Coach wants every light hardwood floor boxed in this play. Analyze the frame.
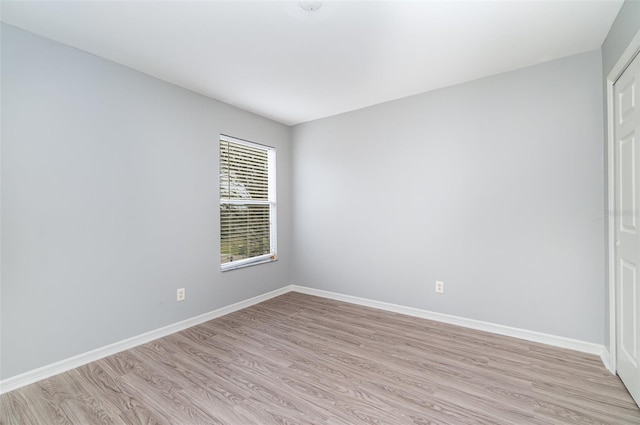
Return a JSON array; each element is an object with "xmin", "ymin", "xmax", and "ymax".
[{"xmin": 1, "ymin": 292, "xmax": 639, "ymax": 424}]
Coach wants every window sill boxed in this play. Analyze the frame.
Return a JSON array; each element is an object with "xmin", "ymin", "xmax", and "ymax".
[{"xmin": 221, "ymin": 255, "xmax": 278, "ymax": 272}]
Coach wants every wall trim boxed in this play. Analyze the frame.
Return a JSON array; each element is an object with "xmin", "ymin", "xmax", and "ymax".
[
  {"xmin": 1, "ymin": 284, "xmax": 611, "ymax": 394},
  {"xmin": 290, "ymin": 285, "xmax": 608, "ymax": 367},
  {"xmin": 601, "ymin": 347, "xmax": 615, "ymax": 374},
  {"xmin": 606, "ymin": 27, "xmax": 640, "ymax": 376},
  {"xmin": 0, "ymin": 285, "xmax": 291, "ymax": 395}
]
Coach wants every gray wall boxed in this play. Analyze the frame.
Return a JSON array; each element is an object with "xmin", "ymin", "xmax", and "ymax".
[
  {"xmin": 602, "ymin": 0, "xmax": 640, "ymax": 78},
  {"xmin": 601, "ymin": 0, "xmax": 640, "ymax": 350},
  {"xmin": 0, "ymin": 24, "xmax": 292, "ymax": 380},
  {"xmin": 292, "ymin": 50, "xmax": 605, "ymax": 344}
]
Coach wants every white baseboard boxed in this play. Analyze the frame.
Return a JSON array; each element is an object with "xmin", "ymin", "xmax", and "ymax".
[
  {"xmin": 600, "ymin": 347, "xmax": 615, "ymax": 374},
  {"xmin": 0, "ymin": 286, "xmax": 291, "ymax": 394},
  {"xmin": 1, "ymin": 283, "xmax": 614, "ymax": 394},
  {"xmin": 290, "ymin": 285, "xmax": 611, "ymax": 370}
]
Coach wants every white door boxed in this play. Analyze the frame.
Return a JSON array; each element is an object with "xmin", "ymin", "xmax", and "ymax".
[{"xmin": 615, "ymin": 51, "xmax": 640, "ymax": 406}]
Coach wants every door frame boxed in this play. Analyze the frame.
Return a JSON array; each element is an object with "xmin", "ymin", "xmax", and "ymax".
[{"xmin": 607, "ymin": 28, "xmax": 640, "ymax": 374}]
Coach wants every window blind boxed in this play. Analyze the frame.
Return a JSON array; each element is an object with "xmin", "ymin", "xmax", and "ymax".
[{"xmin": 220, "ymin": 135, "xmax": 276, "ymax": 270}]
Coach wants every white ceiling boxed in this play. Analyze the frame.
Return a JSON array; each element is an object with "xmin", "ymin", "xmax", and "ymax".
[{"xmin": 0, "ymin": 1, "xmax": 623, "ymax": 125}]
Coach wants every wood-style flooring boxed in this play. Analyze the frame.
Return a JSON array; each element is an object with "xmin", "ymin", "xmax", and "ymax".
[{"xmin": 1, "ymin": 292, "xmax": 639, "ymax": 424}]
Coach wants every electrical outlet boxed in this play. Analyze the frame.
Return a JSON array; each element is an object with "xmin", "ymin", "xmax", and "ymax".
[
  {"xmin": 435, "ymin": 281, "xmax": 444, "ymax": 294},
  {"xmin": 177, "ymin": 288, "xmax": 185, "ymax": 302}
]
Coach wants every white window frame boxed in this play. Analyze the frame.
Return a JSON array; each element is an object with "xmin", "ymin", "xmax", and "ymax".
[{"xmin": 220, "ymin": 134, "xmax": 277, "ymax": 272}]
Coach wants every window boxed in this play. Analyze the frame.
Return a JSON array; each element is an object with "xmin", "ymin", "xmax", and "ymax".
[{"xmin": 220, "ymin": 135, "xmax": 276, "ymax": 271}]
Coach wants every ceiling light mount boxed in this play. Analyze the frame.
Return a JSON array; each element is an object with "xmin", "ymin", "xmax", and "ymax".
[{"xmin": 300, "ymin": 0, "xmax": 322, "ymax": 12}]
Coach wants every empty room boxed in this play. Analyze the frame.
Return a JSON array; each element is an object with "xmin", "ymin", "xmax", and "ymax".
[{"xmin": 2, "ymin": 0, "xmax": 640, "ymax": 424}]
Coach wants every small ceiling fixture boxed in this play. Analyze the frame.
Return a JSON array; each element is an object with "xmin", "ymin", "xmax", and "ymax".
[{"xmin": 300, "ymin": 0, "xmax": 322, "ymax": 12}]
